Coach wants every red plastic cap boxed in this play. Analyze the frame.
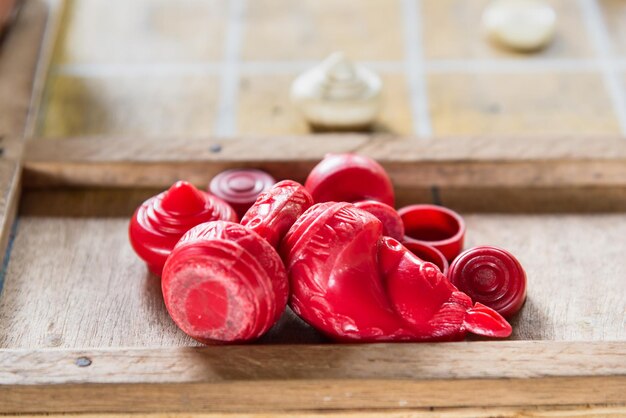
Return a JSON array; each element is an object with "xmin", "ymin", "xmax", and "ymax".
[
  {"xmin": 354, "ymin": 200, "xmax": 404, "ymax": 241},
  {"xmin": 209, "ymin": 169, "xmax": 276, "ymax": 218},
  {"xmin": 304, "ymin": 154, "xmax": 394, "ymax": 206},
  {"xmin": 448, "ymin": 246, "xmax": 527, "ymax": 318},
  {"xmin": 398, "ymin": 204, "xmax": 465, "ymax": 262},
  {"xmin": 402, "ymin": 239, "xmax": 449, "ymax": 276}
]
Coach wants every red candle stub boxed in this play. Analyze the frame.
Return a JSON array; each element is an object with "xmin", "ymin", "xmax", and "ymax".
[
  {"xmin": 162, "ymin": 221, "xmax": 289, "ymax": 344},
  {"xmin": 209, "ymin": 169, "xmax": 276, "ymax": 218},
  {"xmin": 354, "ymin": 200, "xmax": 404, "ymax": 241},
  {"xmin": 398, "ymin": 204, "xmax": 465, "ymax": 262},
  {"xmin": 129, "ymin": 181, "xmax": 238, "ymax": 276},
  {"xmin": 448, "ymin": 246, "xmax": 527, "ymax": 318},
  {"xmin": 402, "ymin": 239, "xmax": 449, "ymax": 276},
  {"xmin": 304, "ymin": 153, "xmax": 394, "ymax": 206}
]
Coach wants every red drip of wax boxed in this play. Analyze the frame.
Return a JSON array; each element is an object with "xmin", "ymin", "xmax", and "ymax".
[
  {"xmin": 209, "ymin": 169, "xmax": 276, "ymax": 219},
  {"xmin": 241, "ymin": 180, "xmax": 314, "ymax": 248},
  {"xmin": 398, "ymin": 204, "xmax": 466, "ymax": 262},
  {"xmin": 162, "ymin": 221, "xmax": 288, "ymax": 344},
  {"xmin": 304, "ymin": 153, "xmax": 395, "ymax": 206},
  {"xmin": 354, "ymin": 200, "xmax": 404, "ymax": 241},
  {"xmin": 448, "ymin": 246, "xmax": 527, "ymax": 318},
  {"xmin": 281, "ymin": 202, "xmax": 511, "ymax": 342},
  {"xmin": 402, "ymin": 238, "xmax": 449, "ymax": 276},
  {"xmin": 129, "ymin": 181, "xmax": 238, "ymax": 276}
]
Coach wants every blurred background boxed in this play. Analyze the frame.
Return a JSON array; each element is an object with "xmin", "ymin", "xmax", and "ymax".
[{"xmin": 14, "ymin": 0, "xmax": 625, "ymax": 139}]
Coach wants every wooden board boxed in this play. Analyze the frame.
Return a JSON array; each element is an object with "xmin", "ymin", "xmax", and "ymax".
[
  {"xmin": 33, "ymin": 0, "xmax": 626, "ymax": 138},
  {"xmin": 0, "ymin": 0, "xmax": 49, "ymax": 137},
  {"xmin": 0, "ymin": 147, "xmax": 625, "ymax": 412}
]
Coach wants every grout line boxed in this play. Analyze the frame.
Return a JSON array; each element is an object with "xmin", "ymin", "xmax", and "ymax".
[
  {"xmin": 214, "ymin": 0, "xmax": 246, "ymax": 137},
  {"xmin": 578, "ymin": 0, "xmax": 626, "ymax": 135},
  {"xmin": 401, "ymin": 0, "xmax": 433, "ymax": 137},
  {"xmin": 52, "ymin": 58, "xmax": 626, "ymax": 78},
  {"xmin": 54, "ymin": 62, "xmax": 223, "ymax": 77},
  {"xmin": 425, "ymin": 59, "xmax": 602, "ymax": 73}
]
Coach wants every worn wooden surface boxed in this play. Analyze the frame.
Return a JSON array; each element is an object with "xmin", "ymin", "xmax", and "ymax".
[
  {"xmin": 0, "ymin": 187, "xmax": 624, "ymax": 349},
  {"xmin": 0, "ymin": 0, "xmax": 48, "ymax": 137},
  {"xmin": 34, "ymin": 0, "xmax": 626, "ymax": 137},
  {"xmin": 21, "ymin": 134, "xmax": 626, "ymax": 211},
  {"xmin": 0, "ymin": 342, "xmax": 625, "ymax": 412},
  {"xmin": 4, "ymin": 408, "xmax": 626, "ymax": 418}
]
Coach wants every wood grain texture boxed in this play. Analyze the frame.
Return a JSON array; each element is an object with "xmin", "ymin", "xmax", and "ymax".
[
  {"xmin": 6, "ymin": 407, "xmax": 626, "ymax": 418},
  {"xmin": 0, "ymin": 189, "xmax": 624, "ymax": 349},
  {"xmin": 22, "ymin": 134, "xmax": 626, "ymax": 187},
  {"xmin": 0, "ymin": 0, "xmax": 48, "ymax": 136},
  {"xmin": 0, "ymin": 343, "xmax": 625, "ymax": 413}
]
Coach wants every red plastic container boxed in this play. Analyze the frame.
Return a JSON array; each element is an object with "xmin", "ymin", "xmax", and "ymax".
[
  {"xmin": 398, "ymin": 204, "xmax": 465, "ymax": 262},
  {"xmin": 402, "ymin": 239, "xmax": 449, "ymax": 276},
  {"xmin": 448, "ymin": 246, "xmax": 527, "ymax": 318},
  {"xmin": 209, "ymin": 169, "xmax": 276, "ymax": 219}
]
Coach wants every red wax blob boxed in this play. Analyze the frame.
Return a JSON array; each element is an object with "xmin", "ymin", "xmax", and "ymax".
[
  {"xmin": 241, "ymin": 180, "xmax": 314, "ymax": 248},
  {"xmin": 129, "ymin": 181, "xmax": 238, "ymax": 276},
  {"xmin": 448, "ymin": 246, "xmax": 527, "ymax": 318},
  {"xmin": 162, "ymin": 221, "xmax": 289, "ymax": 344},
  {"xmin": 398, "ymin": 204, "xmax": 465, "ymax": 262},
  {"xmin": 209, "ymin": 169, "xmax": 276, "ymax": 219},
  {"xmin": 402, "ymin": 239, "xmax": 449, "ymax": 276},
  {"xmin": 354, "ymin": 200, "xmax": 404, "ymax": 241},
  {"xmin": 304, "ymin": 153, "xmax": 395, "ymax": 206},
  {"xmin": 282, "ymin": 202, "xmax": 511, "ymax": 342}
]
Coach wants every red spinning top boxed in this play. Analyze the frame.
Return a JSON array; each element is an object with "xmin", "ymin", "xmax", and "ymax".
[
  {"xmin": 162, "ymin": 221, "xmax": 288, "ymax": 344},
  {"xmin": 448, "ymin": 246, "xmax": 527, "ymax": 318},
  {"xmin": 305, "ymin": 153, "xmax": 395, "ymax": 206},
  {"xmin": 398, "ymin": 204, "xmax": 465, "ymax": 262},
  {"xmin": 129, "ymin": 181, "xmax": 238, "ymax": 276},
  {"xmin": 354, "ymin": 200, "xmax": 404, "ymax": 241},
  {"xmin": 209, "ymin": 169, "xmax": 276, "ymax": 219}
]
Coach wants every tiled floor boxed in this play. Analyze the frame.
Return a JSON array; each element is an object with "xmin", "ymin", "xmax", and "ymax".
[{"xmin": 37, "ymin": 0, "xmax": 626, "ymax": 138}]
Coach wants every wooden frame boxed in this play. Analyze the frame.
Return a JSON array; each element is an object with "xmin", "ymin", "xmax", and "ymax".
[{"xmin": 0, "ymin": 1, "xmax": 624, "ymax": 415}]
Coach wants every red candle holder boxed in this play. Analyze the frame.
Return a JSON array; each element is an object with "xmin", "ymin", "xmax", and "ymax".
[
  {"xmin": 402, "ymin": 238, "xmax": 449, "ymax": 276},
  {"xmin": 398, "ymin": 204, "xmax": 465, "ymax": 262},
  {"xmin": 209, "ymin": 169, "xmax": 276, "ymax": 219},
  {"xmin": 304, "ymin": 153, "xmax": 394, "ymax": 206},
  {"xmin": 354, "ymin": 200, "xmax": 404, "ymax": 241},
  {"xmin": 448, "ymin": 246, "xmax": 527, "ymax": 318},
  {"xmin": 129, "ymin": 181, "xmax": 237, "ymax": 276}
]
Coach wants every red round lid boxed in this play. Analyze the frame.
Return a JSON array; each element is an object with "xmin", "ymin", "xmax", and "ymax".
[
  {"xmin": 448, "ymin": 246, "xmax": 527, "ymax": 318},
  {"xmin": 209, "ymin": 169, "xmax": 276, "ymax": 217}
]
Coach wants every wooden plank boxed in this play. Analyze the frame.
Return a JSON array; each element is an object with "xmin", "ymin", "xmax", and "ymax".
[
  {"xmin": 0, "ymin": 342, "xmax": 624, "ymax": 413},
  {"xmin": 0, "ymin": 0, "xmax": 48, "ymax": 136},
  {"xmin": 5, "ymin": 406, "xmax": 626, "ymax": 418},
  {"xmin": 22, "ymin": 135, "xmax": 626, "ymax": 188},
  {"xmin": 0, "ymin": 140, "xmax": 21, "ymax": 273},
  {"xmin": 0, "ymin": 188, "xmax": 624, "ymax": 348}
]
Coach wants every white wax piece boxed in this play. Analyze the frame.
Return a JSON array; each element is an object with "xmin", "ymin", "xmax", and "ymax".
[
  {"xmin": 482, "ymin": 0, "xmax": 557, "ymax": 51},
  {"xmin": 290, "ymin": 52, "xmax": 382, "ymax": 128}
]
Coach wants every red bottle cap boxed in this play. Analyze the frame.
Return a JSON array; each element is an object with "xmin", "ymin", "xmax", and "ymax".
[
  {"xmin": 209, "ymin": 169, "xmax": 276, "ymax": 218},
  {"xmin": 304, "ymin": 154, "xmax": 395, "ymax": 206},
  {"xmin": 398, "ymin": 204, "xmax": 465, "ymax": 262},
  {"xmin": 448, "ymin": 246, "xmax": 527, "ymax": 318},
  {"xmin": 354, "ymin": 200, "xmax": 404, "ymax": 241},
  {"xmin": 402, "ymin": 238, "xmax": 449, "ymax": 276}
]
